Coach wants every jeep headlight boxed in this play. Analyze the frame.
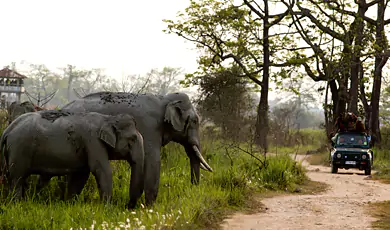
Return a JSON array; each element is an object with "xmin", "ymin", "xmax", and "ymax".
[
  {"xmin": 362, "ymin": 154, "xmax": 367, "ymax": 160},
  {"xmin": 336, "ymin": 153, "xmax": 342, "ymax": 158}
]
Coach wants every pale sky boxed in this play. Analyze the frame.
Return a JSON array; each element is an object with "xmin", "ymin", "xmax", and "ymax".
[
  {"xmin": 1, "ymin": 1, "xmax": 387, "ymax": 109},
  {"xmin": 0, "ymin": 0, "xmax": 199, "ymax": 78}
]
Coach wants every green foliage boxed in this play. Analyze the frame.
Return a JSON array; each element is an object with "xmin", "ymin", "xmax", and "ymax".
[
  {"xmin": 269, "ymin": 128, "xmax": 327, "ymax": 155},
  {"xmin": 144, "ymin": 67, "xmax": 186, "ymax": 95},
  {"xmin": 0, "ymin": 138, "xmax": 308, "ymax": 229},
  {"xmin": 380, "ymin": 85, "xmax": 390, "ymax": 126},
  {"xmin": 195, "ymin": 66, "xmax": 256, "ymax": 141},
  {"xmin": 164, "ymin": 0, "xmax": 299, "ymax": 89}
]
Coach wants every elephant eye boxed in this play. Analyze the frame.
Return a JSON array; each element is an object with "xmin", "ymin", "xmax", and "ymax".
[
  {"xmin": 193, "ymin": 118, "xmax": 199, "ymax": 125},
  {"xmin": 128, "ymin": 135, "xmax": 137, "ymax": 143}
]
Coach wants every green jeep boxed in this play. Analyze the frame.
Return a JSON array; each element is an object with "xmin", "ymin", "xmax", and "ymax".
[{"xmin": 330, "ymin": 131, "xmax": 373, "ymax": 175}]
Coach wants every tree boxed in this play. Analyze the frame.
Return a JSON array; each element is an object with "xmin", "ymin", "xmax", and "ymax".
[
  {"xmin": 380, "ymin": 82, "xmax": 390, "ymax": 125},
  {"xmin": 365, "ymin": 0, "xmax": 390, "ymax": 143},
  {"xmin": 164, "ymin": 0, "xmax": 299, "ymax": 151},
  {"xmin": 282, "ymin": 0, "xmax": 390, "ymax": 142},
  {"xmin": 61, "ymin": 65, "xmax": 93, "ymax": 101},
  {"xmin": 22, "ymin": 64, "xmax": 59, "ymax": 107},
  {"xmin": 72, "ymin": 68, "xmax": 112, "ymax": 97},
  {"xmin": 102, "ymin": 73, "xmax": 151, "ymax": 94},
  {"xmin": 100, "ymin": 66, "xmax": 184, "ymax": 95},
  {"xmin": 195, "ymin": 66, "xmax": 256, "ymax": 141},
  {"xmin": 146, "ymin": 67, "xmax": 184, "ymax": 95}
]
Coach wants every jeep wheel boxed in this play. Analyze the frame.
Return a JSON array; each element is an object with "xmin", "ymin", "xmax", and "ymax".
[
  {"xmin": 331, "ymin": 164, "xmax": 338, "ymax": 174},
  {"xmin": 365, "ymin": 162, "xmax": 371, "ymax": 175}
]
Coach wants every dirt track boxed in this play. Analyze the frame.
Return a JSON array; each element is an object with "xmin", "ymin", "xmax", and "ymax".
[{"xmin": 221, "ymin": 155, "xmax": 390, "ymax": 230}]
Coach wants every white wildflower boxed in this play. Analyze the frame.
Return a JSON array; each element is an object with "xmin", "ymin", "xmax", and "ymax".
[
  {"xmin": 148, "ymin": 209, "xmax": 153, "ymax": 213},
  {"xmin": 131, "ymin": 211, "xmax": 136, "ymax": 215},
  {"xmin": 126, "ymin": 218, "xmax": 130, "ymax": 223},
  {"xmin": 140, "ymin": 203, "xmax": 145, "ymax": 208},
  {"xmin": 178, "ymin": 210, "xmax": 182, "ymax": 215}
]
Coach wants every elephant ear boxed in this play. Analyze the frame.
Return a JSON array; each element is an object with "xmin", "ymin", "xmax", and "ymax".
[
  {"xmin": 99, "ymin": 123, "xmax": 116, "ymax": 148},
  {"xmin": 164, "ymin": 100, "xmax": 186, "ymax": 132}
]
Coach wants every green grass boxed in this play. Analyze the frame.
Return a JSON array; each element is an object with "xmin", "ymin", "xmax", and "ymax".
[
  {"xmin": 269, "ymin": 144, "xmax": 321, "ymax": 155},
  {"xmin": 306, "ymin": 151, "xmax": 329, "ymax": 166},
  {"xmin": 370, "ymin": 148, "xmax": 390, "ymax": 184},
  {"xmin": 269, "ymin": 128, "xmax": 327, "ymax": 155},
  {"xmin": 0, "ymin": 139, "xmax": 312, "ymax": 230},
  {"xmin": 363, "ymin": 140, "xmax": 390, "ymax": 229},
  {"xmin": 367, "ymin": 200, "xmax": 390, "ymax": 229}
]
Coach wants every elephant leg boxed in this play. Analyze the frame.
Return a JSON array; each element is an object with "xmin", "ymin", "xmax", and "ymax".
[
  {"xmin": 57, "ymin": 176, "xmax": 68, "ymax": 200},
  {"xmin": 8, "ymin": 159, "xmax": 29, "ymax": 199},
  {"xmin": 127, "ymin": 160, "xmax": 144, "ymax": 209},
  {"xmin": 9, "ymin": 168, "xmax": 27, "ymax": 199},
  {"xmin": 10, "ymin": 177, "xmax": 25, "ymax": 199},
  {"xmin": 67, "ymin": 171, "xmax": 90, "ymax": 200},
  {"xmin": 143, "ymin": 145, "xmax": 161, "ymax": 207},
  {"xmin": 87, "ymin": 141, "xmax": 113, "ymax": 203},
  {"xmin": 36, "ymin": 175, "xmax": 52, "ymax": 193},
  {"xmin": 91, "ymin": 164, "xmax": 112, "ymax": 203}
]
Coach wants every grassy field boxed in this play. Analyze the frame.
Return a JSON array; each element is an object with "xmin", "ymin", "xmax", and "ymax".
[
  {"xmin": 354, "ymin": 128, "xmax": 390, "ymax": 229},
  {"xmin": 269, "ymin": 128, "xmax": 327, "ymax": 155},
  {"xmin": 0, "ymin": 136, "xmax": 317, "ymax": 230},
  {"xmin": 368, "ymin": 200, "xmax": 390, "ymax": 229}
]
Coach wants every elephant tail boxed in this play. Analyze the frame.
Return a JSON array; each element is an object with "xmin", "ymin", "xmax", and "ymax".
[{"xmin": 0, "ymin": 134, "xmax": 9, "ymax": 185}]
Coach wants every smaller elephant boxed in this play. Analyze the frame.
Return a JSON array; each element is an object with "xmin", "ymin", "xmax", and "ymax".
[
  {"xmin": 7, "ymin": 101, "xmax": 44, "ymax": 124},
  {"xmin": 0, "ymin": 110, "xmax": 144, "ymax": 208}
]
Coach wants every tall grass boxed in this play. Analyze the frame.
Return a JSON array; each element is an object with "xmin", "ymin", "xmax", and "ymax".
[
  {"xmin": 0, "ymin": 137, "xmax": 307, "ymax": 229},
  {"xmin": 269, "ymin": 128, "xmax": 327, "ymax": 155}
]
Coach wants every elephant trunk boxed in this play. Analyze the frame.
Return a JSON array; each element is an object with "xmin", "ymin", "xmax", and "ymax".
[
  {"xmin": 127, "ymin": 131, "xmax": 144, "ymax": 209},
  {"xmin": 185, "ymin": 144, "xmax": 213, "ymax": 185}
]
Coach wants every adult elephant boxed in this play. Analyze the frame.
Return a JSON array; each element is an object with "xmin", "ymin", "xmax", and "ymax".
[
  {"xmin": 61, "ymin": 91, "xmax": 213, "ymax": 206},
  {"xmin": 7, "ymin": 101, "xmax": 44, "ymax": 124}
]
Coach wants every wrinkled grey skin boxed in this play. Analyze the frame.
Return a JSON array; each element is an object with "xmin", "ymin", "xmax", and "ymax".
[
  {"xmin": 0, "ymin": 110, "xmax": 144, "ymax": 208},
  {"xmin": 7, "ymin": 101, "xmax": 40, "ymax": 124},
  {"xmin": 61, "ymin": 92, "xmax": 213, "ymax": 206}
]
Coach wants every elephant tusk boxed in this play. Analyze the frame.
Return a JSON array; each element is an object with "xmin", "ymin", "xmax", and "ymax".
[
  {"xmin": 193, "ymin": 145, "xmax": 213, "ymax": 172},
  {"xmin": 200, "ymin": 163, "xmax": 208, "ymax": 171}
]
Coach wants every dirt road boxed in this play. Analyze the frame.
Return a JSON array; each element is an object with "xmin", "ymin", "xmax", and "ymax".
[{"xmin": 221, "ymin": 155, "xmax": 390, "ymax": 230}]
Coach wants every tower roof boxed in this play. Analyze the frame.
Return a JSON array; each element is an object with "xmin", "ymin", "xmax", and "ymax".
[{"xmin": 0, "ymin": 67, "xmax": 27, "ymax": 79}]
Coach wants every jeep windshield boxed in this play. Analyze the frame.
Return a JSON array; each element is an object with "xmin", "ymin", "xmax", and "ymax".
[{"xmin": 335, "ymin": 133, "xmax": 369, "ymax": 148}]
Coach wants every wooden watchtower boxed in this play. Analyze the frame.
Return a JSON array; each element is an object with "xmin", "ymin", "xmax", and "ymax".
[{"xmin": 0, "ymin": 66, "xmax": 27, "ymax": 109}]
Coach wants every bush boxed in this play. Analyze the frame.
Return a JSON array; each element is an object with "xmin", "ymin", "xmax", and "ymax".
[
  {"xmin": 268, "ymin": 128, "xmax": 328, "ymax": 155},
  {"xmin": 0, "ymin": 136, "xmax": 309, "ymax": 229}
]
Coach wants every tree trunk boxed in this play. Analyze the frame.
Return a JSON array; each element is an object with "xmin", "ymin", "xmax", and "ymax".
[
  {"xmin": 324, "ymin": 81, "xmax": 332, "ymax": 137},
  {"xmin": 359, "ymin": 64, "xmax": 371, "ymax": 129},
  {"xmin": 254, "ymin": 0, "xmax": 270, "ymax": 152},
  {"xmin": 369, "ymin": 0, "xmax": 387, "ymax": 144},
  {"xmin": 329, "ymin": 79, "xmax": 339, "ymax": 125},
  {"xmin": 349, "ymin": 3, "xmax": 368, "ymax": 114},
  {"xmin": 66, "ymin": 65, "xmax": 74, "ymax": 102}
]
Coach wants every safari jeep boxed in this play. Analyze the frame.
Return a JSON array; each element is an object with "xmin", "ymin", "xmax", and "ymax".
[{"xmin": 330, "ymin": 131, "xmax": 373, "ymax": 175}]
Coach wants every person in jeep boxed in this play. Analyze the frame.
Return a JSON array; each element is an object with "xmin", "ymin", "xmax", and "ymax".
[{"xmin": 329, "ymin": 112, "xmax": 373, "ymax": 175}]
